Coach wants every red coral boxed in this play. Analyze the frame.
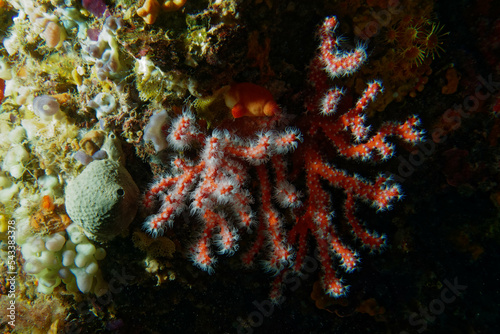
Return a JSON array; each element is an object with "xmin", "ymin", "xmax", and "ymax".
[
  {"xmin": 283, "ymin": 16, "xmax": 423, "ymax": 297},
  {"xmin": 143, "ymin": 111, "xmax": 301, "ymax": 272}
]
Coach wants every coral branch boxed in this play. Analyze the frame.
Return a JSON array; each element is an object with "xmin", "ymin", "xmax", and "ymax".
[
  {"xmin": 143, "ymin": 15, "xmax": 422, "ymax": 301},
  {"xmin": 143, "ymin": 109, "xmax": 300, "ymax": 272},
  {"xmin": 286, "ymin": 16, "xmax": 423, "ymax": 297}
]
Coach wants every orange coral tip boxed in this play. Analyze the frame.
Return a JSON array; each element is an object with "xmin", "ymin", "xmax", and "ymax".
[{"xmin": 224, "ymin": 82, "xmax": 281, "ymax": 118}]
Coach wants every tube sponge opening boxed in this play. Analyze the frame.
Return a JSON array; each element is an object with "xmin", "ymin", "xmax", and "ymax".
[{"xmin": 33, "ymin": 95, "xmax": 61, "ymax": 121}]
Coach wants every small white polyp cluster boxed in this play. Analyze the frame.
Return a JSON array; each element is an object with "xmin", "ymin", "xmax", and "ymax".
[{"xmin": 21, "ymin": 223, "xmax": 108, "ymax": 296}]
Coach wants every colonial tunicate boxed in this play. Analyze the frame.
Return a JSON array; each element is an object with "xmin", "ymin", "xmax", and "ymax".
[{"xmin": 20, "ymin": 226, "xmax": 108, "ymax": 295}]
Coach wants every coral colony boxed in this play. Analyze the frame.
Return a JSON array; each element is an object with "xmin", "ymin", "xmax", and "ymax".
[
  {"xmin": 290, "ymin": 16, "xmax": 423, "ymax": 297},
  {"xmin": 143, "ymin": 16, "xmax": 423, "ymax": 299},
  {"xmin": 143, "ymin": 110, "xmax": 301, "ymax": 272}
]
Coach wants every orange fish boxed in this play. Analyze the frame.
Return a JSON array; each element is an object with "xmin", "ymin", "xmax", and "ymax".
[{"xmin": 223, "ymin": 82, "xmax": 281, "ymax": 118}]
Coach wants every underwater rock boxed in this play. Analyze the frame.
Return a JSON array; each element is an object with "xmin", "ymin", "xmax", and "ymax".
[{"xmin": 65, "ymin": 159, "xmax": 139, "ymax": 242}]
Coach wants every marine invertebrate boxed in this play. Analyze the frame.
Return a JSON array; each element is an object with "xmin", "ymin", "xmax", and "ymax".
[
  {"xmin": 285, "ymin": 16, "xmax": 422, "ymax": 297},
  {"xmin": 41, "ymin": 21, "xmax": 66, "ymax": 49},
  {"xmin": 142, "ymin": 16, "xmax": 422, "ymax": 301},
  {"xmin": 137, "ymin": 0, "xmax": 187, "ymax": 24},
  {"xmin": 83, "ymin": 16, "xmax": 128, "ymax": 81},
  {"xmin": 33, "ymin": 95, "xmax": 62, "ymax": 122},
  {"xmin": 21, "ymin": 113, "xmax": 79, "ymax": 177},
  {"xmin": 0, "ymin": 173, "xmax": 19, "ymax": 205},
  {"xmin": 18, "ymin": 7, "xmax": 68, "ymax": 50},
  {"xmin": 29, "ymin": 195, "xmax": 71, "ymax": 235},
  {"xmin": 104, "ymin": 16, "xmax": 124, "ymax": 31},
  {"xmin": 342, "ymin": 0, "xmax": 445, "ymax": 111},
  {"xmin": 65, "ymin": 134, "xmax": 139, "ymax": 242},
  {"xmin": 224, "ymin": 82, "xmax": 281, "ymax": 118},
  {"xmin": 88, "ymin": 93, "xmax": 117, "ymax": 119},
  {"xmin": 377, "ymin": 14, "xmax": 446, "ymax": 67},
  {"xmin": 74, "ymin": 130, "xmax": 109, "ymax": 165},
  {"xmin": 21, "ymin": 223, "xmax": 107, "ymax": 295},
  {"xmin": 162, "ymin": 0, "xmax": 187, "ymax": 12},
  {"xmin": 421, "ymin": 22, "xmax": 447, "ymax": 60},
  {"xmin": 2, "ymin": 143, "xmax": 29, "ymax": 179},
  {"xmin": 143, "ymin": 110, "xmax": 300, "ymax": 271},
  {"xmin": 137, "ymin": 0, "xmax": 161, "ymax": 25},
  {"xmin": 65, "ymin": 159, "xmax": 138, "ymax": 242},
  {"xmin": 0, "ymin": 58, "xmax": 13, "ymax": 81},
  {"xmin": 143, "ymin": 109, "xmax": 169, "ymax": 152},
  {"xmin": 0, "ymin": 125, "xmax": 27, "ymax": 203},
  {"xmin": 73, "ymin": 150, "xmax": 96, "ymax": 165},
  {"xmin": 79, "ymin": 130, "xmax": 106, "ymax": 157}
]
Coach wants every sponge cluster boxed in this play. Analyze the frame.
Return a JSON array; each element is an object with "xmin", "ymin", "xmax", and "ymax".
[
  {"xmin": 84, "ymin": 16, "xmax": 124, "ymax": 81},
  {"xmin": 21, "ymin": 224, "xmax": 108, "ymax": 296}
]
